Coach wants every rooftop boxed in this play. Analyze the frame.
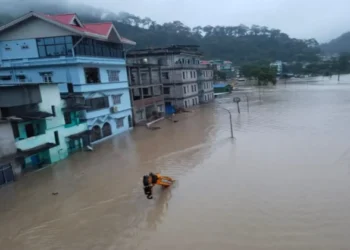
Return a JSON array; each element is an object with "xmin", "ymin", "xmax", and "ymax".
[
  {"xmin": 128, "ymin": 45, "xmax": 202, "ymax": 57},
  {"xmin": 0, "ymin": 12, "xmax": 136, "ymax": 45}
]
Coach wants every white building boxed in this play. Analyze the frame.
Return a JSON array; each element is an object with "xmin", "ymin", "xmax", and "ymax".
[{"xmin": 270, "ymin": 60, "xmax": 283, "ymax": 75}]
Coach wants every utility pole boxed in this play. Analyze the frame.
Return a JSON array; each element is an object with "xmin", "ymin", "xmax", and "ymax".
[{"xmin": 222, "ymin": 108, "xmax": 234, "ymax": 139}]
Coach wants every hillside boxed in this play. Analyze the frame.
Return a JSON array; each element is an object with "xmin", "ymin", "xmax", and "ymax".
[
  {"xmin": 0, "ymin": 0, "xmax": 321, "ymax": 65},
  {"xmin": 321, "ymin": 32, "xmax": 350, "ymax": 55}
]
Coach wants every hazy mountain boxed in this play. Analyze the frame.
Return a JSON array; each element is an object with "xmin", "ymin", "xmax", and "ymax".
[{"xmin": 0, "ymin": 0, "xmax": 321, "ymax": 64}]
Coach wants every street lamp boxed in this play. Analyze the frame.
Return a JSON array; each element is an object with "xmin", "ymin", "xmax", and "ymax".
[{"xmin": 220, "ymin": 107, "xmax": 234, "ymax": 139}]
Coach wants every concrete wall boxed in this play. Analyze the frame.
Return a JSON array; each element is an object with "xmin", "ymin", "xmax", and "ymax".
[
  {"xmin": 0, "ymin": 85, "xmax": 41, "ymax": 107},
  {"xmin": 0, "ymin": 17, "xmax": 74, "ymax": 41},
  {"xmin": 164, "ymin": 83, "xmax": 199, "ymax": 99},
  {"xmin": 0, "ymin": 39, "xmax": 39, "ymax": 60},
  {"xmin": 0, "ymin": 122, "xmax": 16, "ymax": 158},
  {"xmin": 0, "ymin": 65, "xmax": 81, "ymax": 86}
]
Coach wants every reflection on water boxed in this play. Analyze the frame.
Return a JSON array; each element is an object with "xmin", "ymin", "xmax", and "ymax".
[{"xmin": 2, "ymin": 77, "xmax": 350, "ymax": 250}]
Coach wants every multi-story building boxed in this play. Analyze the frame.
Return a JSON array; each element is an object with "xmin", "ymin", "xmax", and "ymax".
[
  {"xmin": 127, "ymin": 62, "xmax": 164, "ymax": 125},
  {"xmin": 128, "ymin": 45, "xmax": 214, "ymax": 109},
  {"xmin": 0, "ymin": 83, "xmax": 89, "ymax": 178},
  {"xmin": 0, "ymin": 12, "xmax": 135, "ymax": 142},
  {"xmin": 270, "ymin": 60, "xmax": 283, "ymax": 75}
]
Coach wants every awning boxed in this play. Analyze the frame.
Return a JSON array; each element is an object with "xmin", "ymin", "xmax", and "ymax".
[
  {"xmin": 62, "ymin": 105, "xmax": 90, "ymax": 112},
  {"xmin": 10, "ymin": 111, "xmax": 54, "ymax": 122},
  {"xmin": 17, "ymin": 143, "xmax": 57, "ymax": 158},
  {"xmin": 67, "ymin": 130, "xmax": 91, "ymax": 140}
]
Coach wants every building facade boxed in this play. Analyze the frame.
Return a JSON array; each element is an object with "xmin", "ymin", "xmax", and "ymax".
[
  {"xmin": 128, "ymin": 45, "xmax": 214, "ymax": 109},
  {"xmin": 0, "ymin": 12, "xmax": 135, "ymax": 142},
  {"xmin": 0, "ymin": 84, "xmax": 89, "ymax": 175},
  {"xmin": 127, "ymin": 63, "xmax": 164, "ymax": 125},
  {"xmin": 270, "ymin": 60, "xmax": 283, "ymax": 75}
]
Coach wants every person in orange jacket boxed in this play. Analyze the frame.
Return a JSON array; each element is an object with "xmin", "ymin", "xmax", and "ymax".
[{"xmin": 143, "ymin": 172, "xmax": 174, "ymax": 199}]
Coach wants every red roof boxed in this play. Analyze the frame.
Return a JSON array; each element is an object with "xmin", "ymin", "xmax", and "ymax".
[
  {"xmin": 38, "ymin": 13, "xmax": 135, "ymax": 45},
  {"xmin": 45, "ymin": 14, "xmax": 76, "ymax": 25}
]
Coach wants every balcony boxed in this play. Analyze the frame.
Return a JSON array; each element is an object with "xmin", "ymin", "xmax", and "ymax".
[
  {"xmin": 162, "ymin": 64, "xmax": 210, "ymax": 70},
  {"xmin": 133, "ymin": 95, "xmax": 164, "ymax": 109},
  {"xmin": 130, "ymin": 78, "xmax": 161, "ymax": 86},
  {"xmin": 62, "ymin": 95, "xmax": 90, "ymax": 112},
  {"xmin": 73, "ymin": 81, "xmax": 129, "ymax": 93},
  {"xmin": 16, "ymin": 133, "xmax": 56, "ymax": 152}
]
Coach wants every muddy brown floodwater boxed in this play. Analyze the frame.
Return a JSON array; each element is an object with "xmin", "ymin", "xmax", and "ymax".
[{"xmin": 2, "ymin": 77, "xmax": 350, "ymax": 250}]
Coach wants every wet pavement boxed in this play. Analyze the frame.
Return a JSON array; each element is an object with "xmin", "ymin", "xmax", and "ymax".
[{"xmin": 1, "ymin": 76, "xmax": 350, "ymax": 250}]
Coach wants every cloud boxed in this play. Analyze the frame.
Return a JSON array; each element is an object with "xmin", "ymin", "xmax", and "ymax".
[{"xmin": 69, "ymin": 0, "xmax": 350, "ymax": 42}]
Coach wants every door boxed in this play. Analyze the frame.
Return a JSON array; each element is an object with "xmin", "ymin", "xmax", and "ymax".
[
  {"xmin": 25, "ymin": 124, "xmax": 35, "ymax": 138},
  {"xmin": 128, "ymin": 115, "xmax": 132, "ymax": 128}
]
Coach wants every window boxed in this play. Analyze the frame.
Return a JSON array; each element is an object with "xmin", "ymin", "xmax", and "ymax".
[
  {"xmin": 112, "ymin": 94, "xmax": 122, "ymax": 105},
  {"xmin": 194, "ymin": 85, "xmax": 197, "ymax": 92},
  {"xmin": 183, "ymin": 86, "xmax": 186, "ymax": 94},
  {"xmin": 163, "ymin": 87, "xmax": 170, "ymax": 94},
  {"xmin": 85, "ymin": 97, "xmax": 109, "ymax": 112},
  {"xmin": 192, "ymin": 99, "xmax": 194, "ymax": 105},
  {"xmin": 191, "ymin": 85, "xmax": 194, "ymax": 92},
  {"xmin": 16, "ymin": 75, "xmax": 26, "ymax": 82},
  {"xmin": 116, "ymin": 117, "xmax": 124, "ymax": 128},
  {"xmin": 40, "ymin": 72, "xmax": 53, "ymax": 83},
  {"xmin": 107, "ymin": 70, "xmax": 120, "ymax": 82},
  {"xmin": 84, "ymin": 68, "xmax": 100, "ymax": 83},
  {"xmin": 37, "ymin": 36, "xmax": 73, "ymax": 57},
  {"xmin": 162, "ymin": 72, "xmax": 169, "ymax": 79},
  {"xmin": 73, "ymin": 37, "xmax": 123, "ymax": 58},
  {"xmin": 64, "ymin": 112, "xmax": 72, "ymax": 125},
  {"xmin": 186, "ymin": 72, "xmax": 188, "ymax": 78},
  {"xmin": 182, "ymin": 72, "xmax": 185, "ymax": 79},
  {"xmin": 0, "ymin": 75, "xmax": 11, "ymax": 81},
  {"xmin": 185, "ymin": 100, "xmax": 188, "ymax": 108},
  {"xmin": 194, "ymin": 71, "xmax": 196, "ymax": 78},
  {"xmin": 190, "ymin": 71, "xmax": 193, "ymax": 78}
]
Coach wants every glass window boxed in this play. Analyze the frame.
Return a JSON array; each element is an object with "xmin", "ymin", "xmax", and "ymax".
[
  {"xmin": 54, "ymin": 37, "xmax": 65, "ymax": 44},
  {"xmin": 37, "ymin": 38, "xmax": 44, "ymax": 45},
  {"xmin": 64, "ymin": 112, "xmax": 72, "ymax": 125},
  {"xmin": 84, "ymin": 45, "xmax": 92, "ymax": 56},
  {"xmin": 46, "ymin": 45, "xmax": 55, "ymax": 56},
  {"xmin": 116, "ymin": 117, "xmax": 124, "ymax": 128},
  {"xmin": 66, "ymin": 43, "xmax": 73, "ymax": 56},
  {"xmin": 102, "ymin": 47, "xmax": 110, "ymax": 57},
  {"xmin": 65, "ymin": 36, "xmax": 73, "ymax": 43},
  {"xmin": 38, "ymin": 46, "xmax": 46, "ymax": 57},
  {"xmin": 107, "ymin": 70, "xmax": 120, "ymax": 82},
  {"xmin": 163, "ymin": 87, "xmax": 170, "ymax": 94},
  {"xmin": 183, "ymin": 86, "xmax": 186, "ymax": 94},
  {"xmin": 55, "ymin": 44, "xmax": 66, "ymax": 56},
  {"xmin": 112, "ymin": 94, "xmax": 122, "ymax": 105},
  {"xmin": 44, "ymin": 38, "xmax": 55, "ymax": 45},
  {"xmin": 86, "ymin": 97, "xmax": 109, "ymax": 112}
]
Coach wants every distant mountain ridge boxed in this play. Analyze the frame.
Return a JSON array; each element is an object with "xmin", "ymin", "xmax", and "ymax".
[
  {"xmin": 321, "ymin": 32, "xmax": 350, "ymax": 55},
  {"xmin": 0, "ymin": 0, "xmax": 321, "ymax": 65}
]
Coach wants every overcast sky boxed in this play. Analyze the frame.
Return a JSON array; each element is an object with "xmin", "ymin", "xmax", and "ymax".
[{"xmin": 73, "ymin": 0, "xmax": 349, "ymax": 42}]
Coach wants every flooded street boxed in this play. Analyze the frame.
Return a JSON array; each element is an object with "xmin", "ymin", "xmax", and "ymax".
[{"xmin": 2, "ymin": 77, "xmax": 350, "ymax": 250}]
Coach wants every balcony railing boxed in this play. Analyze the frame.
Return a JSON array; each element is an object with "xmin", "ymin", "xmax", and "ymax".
[
  {"xmin": 62, "ymin": 95, "xmax": 90, "ymax": 112},
  {"xmin": 161, "ymin": 64, "xmax": 211, "ymax": 69},
  {"xmin": 130, "ymin": 78, "xmax": 162, "ymax": 86},
  {"xmin": 133, "ymin": 95, "xmax": 164, "ymax": 109},
  {"xmin": 16, "ymin": 133, "xmax": 56, "ymax": 151}
]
